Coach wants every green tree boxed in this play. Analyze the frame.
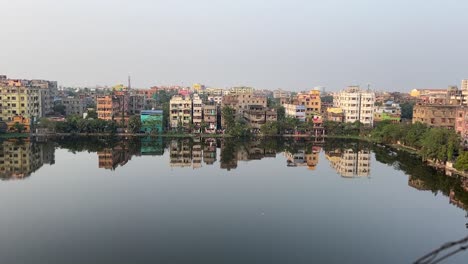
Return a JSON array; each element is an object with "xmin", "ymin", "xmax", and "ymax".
[
  {"xmin": 128, "ymin": 116, "xmax": 142, "ymax": 133},
  {"xmin": 221, "ymin": 106, "xmax": 235, "ymax": 131},
  {"xmin": 13, "ymin": 122, "xmax": 25, "ymax": 133},
  {"xmin": 400, "ymin": 102, "xmax": 415, "ymax": 120},
  {"xmin": 260, "ymin": 121, "xmax": 278, "ymax": 136},
  {"xmin": 86, "ymin": 110, "xmax": 98, "ymax": 119},
  {"xmin": 53, "ymin": 104, "xmax": 66, "ymax": 115},
  {"xmin": 454, "ymin": 151, "xmax": 468, "ymax": 171}
]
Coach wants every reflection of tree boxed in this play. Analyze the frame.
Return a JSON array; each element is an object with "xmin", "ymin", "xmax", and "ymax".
[{"xmin": 374, "ymin": 144, "xmax": 468, "ymax": 211}]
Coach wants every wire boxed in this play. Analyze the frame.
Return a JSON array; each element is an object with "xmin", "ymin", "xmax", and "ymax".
[{"xmin": 414, "ymin": 235, "xmax": 468, "ymax": 264}]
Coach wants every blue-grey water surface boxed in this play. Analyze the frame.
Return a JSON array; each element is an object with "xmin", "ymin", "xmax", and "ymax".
[{"xmin": 0, "ymin": 137, "xmax": 466, "ymax": 264}]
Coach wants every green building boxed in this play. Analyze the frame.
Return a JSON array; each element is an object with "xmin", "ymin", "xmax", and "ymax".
[{"xmin": 140, "ymin": 110, "xmax": 163, "ymax": 133}]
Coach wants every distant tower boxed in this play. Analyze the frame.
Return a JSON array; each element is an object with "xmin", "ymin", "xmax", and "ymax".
[{"xmin": 128, "ymin": 75, "xmax": 131, "ymax": 90}]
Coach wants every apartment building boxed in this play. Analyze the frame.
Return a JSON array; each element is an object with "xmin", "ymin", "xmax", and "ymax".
[
  {"xmin": 283, "ymin": 104, "xmax": 306, "ymax": 122},
  {"xmin": 243, "ymin": 105, "xmax": 277, "ymax": 132},
  {"xmin": 296, "ymin": 90, "xmax": 321, "ymax": 122},
  {"xmin": 169, "ymin": 95, "xmax": 192, "ymax": 130},
  {"xmin": 203, "ymin": 103, "xmax": 217, "ymax": 133},
  {"xmin": 221, "ymin": 94, "xmax": 267, "ymax": 128},
  {"xmin": 455, "ymin": 107, "xmax": 468, "ymax": 143},
  {"xmin": 192, "ymin": 94, "xmax": 203, "ymax": 131},
  {"xmin": 61, "ymin": 97, "xmax": 86, "ymax": 116},
  {"xmin": 333, "ymin": 86, "xmax": 375, "ymax": 125},
  {"xmin": 413, "ymin": 104, "xmax": 457, "ymax": 129},
  {"xmin": 273, "ymin": 89, "xmax": 291, "ymax": 99},
  {"xmin": 0, "ymin": 79, "xmax": 41, "ymax": 122}
]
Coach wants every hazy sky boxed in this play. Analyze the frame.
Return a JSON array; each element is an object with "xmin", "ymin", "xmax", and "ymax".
[{"xmin": 1, "ymin": 0, "xmax": 467, "ymax": 91}]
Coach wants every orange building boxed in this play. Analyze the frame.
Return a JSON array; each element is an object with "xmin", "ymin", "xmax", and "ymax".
[{"xmin": 7, "ymin": 115, "xmax": 30, "ymax": 133}]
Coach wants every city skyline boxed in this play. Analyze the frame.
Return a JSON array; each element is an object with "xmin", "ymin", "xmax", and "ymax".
[{"xmin": 1, "ymin": 0, "xmax": 468, "ymax": 91}]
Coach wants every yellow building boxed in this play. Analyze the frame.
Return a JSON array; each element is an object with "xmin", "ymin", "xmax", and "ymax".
[
  {"xmin": 0, "ymin": 82, "xmax": 41, "ymax": 122},
  {"xmin": 296, "ymin": 90, "xmax": 321, "ymax": 122}
]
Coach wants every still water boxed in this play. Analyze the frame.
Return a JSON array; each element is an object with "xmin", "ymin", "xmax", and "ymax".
[{"xmin": 0, "ymin": 137, "xmax": 467, "ymax": 264}]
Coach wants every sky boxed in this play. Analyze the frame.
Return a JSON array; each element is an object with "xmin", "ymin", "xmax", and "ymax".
[{"xmin": 1, "ymin": 0, "xmax": 467, "ymax": 91}]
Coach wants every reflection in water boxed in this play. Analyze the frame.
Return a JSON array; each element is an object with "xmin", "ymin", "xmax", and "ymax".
[
  {"xmin": 0, "ymin": 139, "xmax": 54, "ymax": 180},
  {"xmin": 325, "ymin": 149, "xmax": 371, "ymax": 178},
  {"xmin": 3, "ymin": 136, "xmax": 468, "ymax": 215}
]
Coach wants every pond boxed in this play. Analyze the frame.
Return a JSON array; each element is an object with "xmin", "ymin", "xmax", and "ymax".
[{"xmin": 0, "ymin": 137, "xmax": 466, "ymax": 264}]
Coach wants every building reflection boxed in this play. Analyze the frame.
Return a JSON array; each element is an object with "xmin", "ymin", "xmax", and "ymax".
[
  {"xmin": 325, "ymin": 148, "xmax": 371, "ymax": 178},
  {"xmin": 0, "ymin": 139, "xmax": 55, "ymax": 180}
]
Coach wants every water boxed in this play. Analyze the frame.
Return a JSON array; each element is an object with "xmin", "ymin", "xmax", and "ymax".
[{"xmin": 0, "ymin": 137, "xmax": 467, "ymax": 264}]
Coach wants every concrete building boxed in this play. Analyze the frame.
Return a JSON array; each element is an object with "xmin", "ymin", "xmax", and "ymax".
[
  {"xmin": 296, "ymin": 90, "xmax": 321, "ymax": 122},
  {"xmin": 221, "ymin": 94, "xmax": 267, "ymax": 128},
  {"xmin": 61, "ymin": 97, "xmax": 86, "ymax": 116},
  {"xmin": 229, "ymin": 86, "xmax": 254, "ymax": 95},
  {"xmin": 169, "ymin": 95, "xmax": 192, "ymax": 131},
  {"xmin": 374, "ymin": 101, "xmax": 401, "ymax": 124},
  {"xmin": 455, "ymin": 107, "xmax": 468, "ymax": 144},
  {"xmin": 0, "ymin": 79, "xmax": 41, "ymax": 122},
  {"xmin": 326, "ymin": 107, "xmax": 344, "ymax": 122},
  {"xmin": 96, "ymin": 95, "xmax": 118, "ymax": 120},
  {"xmin": 273, "ymin": 89, "xmax": 291, "ymax": 99},
  {"xmin": 413, "ymin": 104, "xmax": 457, "ymax": 129},
  {"xmin": 284, "ymin": 104, "xmax": 306, "ymax": 122},
  {"xmin": 243, "ymin": 105, "xmax": 277, "ymax": 132},
  {"xmin": 129, "ymin": 94, "xmax": 146, "ymax": 115},
  {"xmin": 207, "ymin": 95, "xmax": 222, "ymax": 105},
  {"xmin": 192, "ymin": 94, "xmax": 203, "ymax": 132},
  {"xmin": 140, "ymin": 110, "xmax": 163, "ymax": 133},
  {"xmin": 334, "ymin": 86, "xmax": 375, "ymax": 126},
  {"xmin": 203, "ymin": 103, "xmax": 217, "ymax": 133}
]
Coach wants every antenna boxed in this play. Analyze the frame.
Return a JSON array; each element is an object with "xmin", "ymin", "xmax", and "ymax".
[{"xmin": 128, "ymin": 74, "xmax": 131, "ymax": 90}]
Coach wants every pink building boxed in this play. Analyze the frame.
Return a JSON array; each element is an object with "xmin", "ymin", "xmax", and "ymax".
[{"xmin": 455, "ymin": 107, "xmax": 468, "ymax": 143}]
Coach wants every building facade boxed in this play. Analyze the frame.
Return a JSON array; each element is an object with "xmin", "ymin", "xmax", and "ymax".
[
  {"xmin": 296, "ymin": 90, "xmax": 321, "ymax": 122},
  {"xmin": 333, "ymin": 86, "xmax": 375, "ymax": 125},
  {"xmin": 284, "ymin": 104, "xmax": 306, "ymax": 122},
  {"xmin": 412, "ymin": 104, "xmax": 457, "ymax": 129},
  {"xmin": 169, "ymin": 95, "xmax": 192, "ymax": 130}
]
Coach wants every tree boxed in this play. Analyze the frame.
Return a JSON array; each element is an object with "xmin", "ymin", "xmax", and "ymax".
[
  {"xmin": 420, "ymin": 128, "xmax": 459, "ymax": 163},
  {"xmin": 86, "ymin": 110, "xmax": 98, "ymax": 119},
  {"xmin": 53, "ymin": 104, "xmax": 66, "ymax": 115},
  {"xmin": 400, "ymin": 102, "xmax": 415, "ymax": 120},
  {"xmin": 260, "ymin": 121, "xmax": 278, "ymax": 136},
  {"xmin": 13, "ymin": 122, "xmax": 25, "ymax": 133},
  {"xmin": 321, "ymin": 95, "xmax": 333, "ymax": 104},
  {"xmin": 221, "ymin": 106, "xmax": 235, "ymax": 131},
  {"xmin": 128, "ymin": 116, "xmax": 142, "ymax": 133},
  {"xmin": 454, "ymin": 151, "xmax": 468, "ymax": 171}
]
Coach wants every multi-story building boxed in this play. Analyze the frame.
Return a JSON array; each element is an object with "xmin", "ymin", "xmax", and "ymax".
[
  {"xmin": 412, "ymin": 104, "xmax": 457, "ymax": 129},
  {"xmin": 169, "ymin": 95, "xmax": 192, "ymax": 130},
  {"xmin": 207, "ymin": 95, "xmax": 222, "ymax": 105},
  {"xmin": 243, "ymin": 105, "xmax": 277, "ymax": 132},
  {"xmin": 456, "ymin": 107, "xmax": 468, "ymax": 144},
  {"xmin": 229, "ymin": 86, "xmax": 254, "ymax": 95},
  {"xmin": 296, "ymin": 90, "xmax": 321, "ymax": 122},
  {"xmin": 129, "ymin": 94, "xmax": 146, "ymax": 115},
  {"xmin": 283, "ymin": 104, "xmax": 306, "ymax": 122},
  {"xmin": 192, "ymin": 94, "xmax": 203, "ymax": 132},
  {"xmin": 374, "ymin": 100, "xmax": 401, "ymax": 124},
  {"xmin": 221, "ymin": 94, "xmax": 267, "ymax": 128},
  {"xmin": 96, "ymin": 95, "xmax": 118, "ymax": 120},
  {"xmin": 61, "ymin": 96, "xmax": 86, "ymax": 116},
  {"xmin": 203, "ymin": 103, "xmax": 217, "ymax": 133},
  {"xmin": 0, "ymin": 79, "xmax": 41, "ymax": 123},
  {"xmin": 273, "ymin": 89, "xmax": 291, "ymax": 99},
  {"xmin": 333, "ymin": 86, "xmax": 375, "ymax": 126},
  {"xmin": 30, "ymin": 79, "xmax": 57, "ymax": 116}
]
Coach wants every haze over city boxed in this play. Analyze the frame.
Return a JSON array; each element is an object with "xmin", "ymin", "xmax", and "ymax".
[{"xmin": 1, "ymin": 0, "xmax": 467, "ymax": 91}]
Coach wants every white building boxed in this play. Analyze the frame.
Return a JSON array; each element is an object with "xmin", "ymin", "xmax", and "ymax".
[
  {"xmin": 284, "ymin": 104, "xmax": 306, "ymax": 122},
  {"xmin": 169, "ymin": 95, "xmax": 192, "ymax": 130},
  {"xmin": 333, "ymin": 86, "xmax": 375, "ymax": 126},
  {"xmin": 192, "ymin": 94, "xmax": 203, "ymax": 131}
]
